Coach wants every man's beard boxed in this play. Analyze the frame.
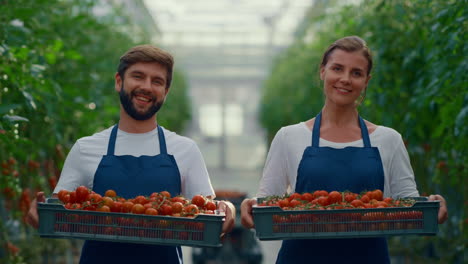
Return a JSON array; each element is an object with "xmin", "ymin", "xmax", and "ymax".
[{"xmin": 119, "ymin": 85, "xmax": 164, "ymax": 121}]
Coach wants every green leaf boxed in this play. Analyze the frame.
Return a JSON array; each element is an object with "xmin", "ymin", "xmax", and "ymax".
[{"xmin": 0, "ymin": 104, "xmax": 21, "ymax": 114}]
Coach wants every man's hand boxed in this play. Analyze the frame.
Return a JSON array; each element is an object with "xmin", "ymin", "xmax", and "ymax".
[
  {"xmin": 217, "ymin": 200, "xmax": 235, "ymax": 237},
  {"xmin": 240, "ymin": 198, "xmax": 257, "ymax": 229},
  {"xmin": 26, "ymin": 191, "xmax": 46, "ymax": 229},
  {"xmin": 428, "ymin": 194, "xmax": 448, "ymax": 224}
]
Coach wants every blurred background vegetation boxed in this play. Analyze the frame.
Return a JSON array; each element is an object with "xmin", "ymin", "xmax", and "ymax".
[
  {"xmin": 0, "ymin": 0, "xmax": 466, "ymax": 263},
  {"xmin": 260, "ymin": 0, "xmax": 466, "ymax": 263},
  {"xmin": 0, "ymin": 0, "xmax": 190, "ymax": 263}
]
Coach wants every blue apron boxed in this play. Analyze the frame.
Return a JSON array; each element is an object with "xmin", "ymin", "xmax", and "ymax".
[
  {"xmin": 79, "ymin": 125, "xmax": 183, "ymax": 264},
  {"xmin": 276, "ymin": 112, "xmax": 389, "ymax": 264}
]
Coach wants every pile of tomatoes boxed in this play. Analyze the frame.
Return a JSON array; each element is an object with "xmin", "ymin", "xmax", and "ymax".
[
  {"xmin": 57, "ymin": 186, "xmax": 217, "ymax": 217},
  {"xmin": 258, "ymin": 189, "xmax": 416, "ymax": 210}
]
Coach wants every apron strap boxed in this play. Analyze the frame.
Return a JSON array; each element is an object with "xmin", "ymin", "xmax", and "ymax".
[
  {"xmin": 311, "ymin": 112, "xmax": 322, "ymax": 147},
  {"xmin": 157, "ymin": 125, "xmax": 168, "ymax": 155},
  {"xmin": 107, "ymin": 124, "xmax": 119, "ymax": 155},
  {"xmin": 312, "ymin": 112, "xmax": 371, "ymax": 148},
  {"xmin": 358, "ymin": 116, "xmax": 371, "ymax": 148}
]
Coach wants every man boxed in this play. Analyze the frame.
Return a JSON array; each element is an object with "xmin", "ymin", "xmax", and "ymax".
[{"xmin": 27, "ymin": 45, "xmax": 235, "ymax": 263}]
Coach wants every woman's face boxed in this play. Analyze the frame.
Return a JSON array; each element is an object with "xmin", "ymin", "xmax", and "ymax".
[{"xmin": 320, "ymin": 49, "xmax": 371, "ymax": 108}]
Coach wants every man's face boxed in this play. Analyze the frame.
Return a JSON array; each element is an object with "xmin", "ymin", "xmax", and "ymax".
[{"xmin": 116, "ymin": 62, "xmax": 169, "ymax": 121}]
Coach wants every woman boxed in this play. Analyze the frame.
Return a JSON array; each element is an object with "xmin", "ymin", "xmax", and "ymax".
[{"xmin": 241, "ymin": 36, "xmax": 448, "ymax": 263}]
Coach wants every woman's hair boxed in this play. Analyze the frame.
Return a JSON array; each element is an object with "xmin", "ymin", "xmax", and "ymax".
[
  {"xmin": 117, "ymin": 45, "xmax": 174, "ymax": 88},
  {"xmin": 320, "ymin": 36, "xmax": 373, "ymax": 75}
]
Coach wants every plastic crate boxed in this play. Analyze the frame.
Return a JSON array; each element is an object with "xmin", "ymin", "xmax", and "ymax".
[
  {"xmin": 252, "ymin": 197, "xmax": 439, "ymax": 240},
  {"xmin": 38, "ymin": 198, "xmax": 225, "ymax": 247}
]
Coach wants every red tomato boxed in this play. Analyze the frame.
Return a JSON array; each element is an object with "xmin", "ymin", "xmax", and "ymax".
[
  {"xmin": 301, "ymin": 193, "xmax": 314, "ymax": 202},
  {"xmin": 159, "ymin": 204, "xmax": 173, "ymax": 215},
  {"xmin": 61, "ymin": 193, "xmax": 71, "ymax": 204},
  {"xmin": 288, "ymin": 193, "xmax": 302, "ymax": 201},
  {"xmin": 160, "ymin": 191, "xmax": 171, "ymax": 198},
  {"xmin": 383, "ymin": 197, "xmax": 393, "ymax": 204},
  {"xmin": 314, "ymin": 190, "xmax": 329, "ymax": 198},
  {"xmin": 68, "ymin": 191, "xmax": 77, "ymax": 203},
  {"xmin": 289, "ymin": 199, "xmax": 302, "ymax": 208},
  {"xmin": 328, "ymin": 191, "xmax": 342, "ymax": 204},
  {"xmin": 131, "ymin": 204, "xmax": 145, "ymax": 214},
  {"xmin": 57, "ymin": 190, "xmax": 70, "ymax": 203},
  {"xmin": 372, "ymin": 189, "xmax": 383, "ymax": 201},
  {"xmin": 102, "ymin": 197, "xmax": 114, "ymax": 207},
  {"xmin": 97, "ymin": 205, "xmax": 111, "ymax": 212},
  {"xmin": 122, "ymin": 201, "xmax": 134, "ymax": 213},
  {"xmin": 360, "ymin": 194, "xmax": 370, "ymax": 203},
  {"xmin": 278, "ymin": 199, "xmax": 290, "ymax": 208},
  {"xmin": 184, "ymin": 204, "xmax": 199, "ymax": 215},
  {"xmin": 145, "ymin": 208, "xmax": 158, "ymax": 216},
  {"xmin": 172, "ymin": 196, "xmax": 188, "ymax": 204},
  {"xmin": 350, "ymin": 199, "xmax": 364, "ymax": 208},
  {"xmin": 104, "ymin": 189, "xmax": 117, "ymax": 197},
  {"xmin": 88, "ymin": 193, "xmax": 102, "ymax": 204},
  {"xmin": 204, "ymin": 201, "xmax": 216, "ymax": 211},
  {"xmin": 133, "ymin": 195, "xmax": 148, "ymax": 205},
  {"xmin": 75, "ymin": 186, "xmax": 90, "ymax": 203},
  {"xmin": 317, "ymin": 196, "xmax": 330, "ymax": 206},
  {"xmin": 344, "ymin": 193, "xmax": 357, "ymax": 203},
  {"xmin": 191, "ymin": 195, "xmax": 206, "ymax": 207},
  {"xmin": 171, "ymin": 202, "xmax": 184, "ymax": 214},
  {"xmin": 111, "ymin": 201, "xmax": 123, "ymax": 213}
]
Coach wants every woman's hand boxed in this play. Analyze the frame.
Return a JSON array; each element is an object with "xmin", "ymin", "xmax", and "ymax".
[
  {"xmin": 26, "ymin": 191, "xmax": 46, "ymax": 229},
  {"xmin": 428, "ymin": 194, "xmax": 448, "ymax": 224},
  {"xmin": 217, "ymin": 200, "xmax": 236, "ymax": 237},
  {"xmin": 240, "ymin": 198, "xmax": 257, "ymax": 229}
]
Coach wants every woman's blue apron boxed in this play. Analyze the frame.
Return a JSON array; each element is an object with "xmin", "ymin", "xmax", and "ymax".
[
  {"xmin": 79, "ymin": 125, "xmax": 183, "ymax": 264},
  {"xmin": 276, "ymin": 112, "xmax": 389, "ymax": 264}
]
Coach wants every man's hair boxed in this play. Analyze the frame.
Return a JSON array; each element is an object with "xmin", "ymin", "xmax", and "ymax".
[
  {"xmin": 320, "ymin": 36, "xmax": 373, "ymax": 76},
  {"xmin": 117, "ymin": 45, "xmax": 174, "ymax": 88}
]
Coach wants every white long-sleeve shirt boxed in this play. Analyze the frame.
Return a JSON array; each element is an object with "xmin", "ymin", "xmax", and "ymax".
[
  {"xmin": 257, "ymin": 122, "xmax": 419, "ymax": 199},
  {"xmin": 54, "ymin": 126, "xmax": 215, "ymax": 199}
]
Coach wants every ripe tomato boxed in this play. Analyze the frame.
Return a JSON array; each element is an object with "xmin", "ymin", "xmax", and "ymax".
[
  {"xmin": 104, "ymin": 189, "xmax": 117, "ymax": 197},
  {"xmin": 122, "ymin": 201, "xmax": 134, "ymax": 213},
  {"xmin": 88, "ymin": 193, "xmax": 102, "ymax": 204},
  {"xmin": 288, "ymin": 193, "xmax": 302, "ymax": 202},
  {"xmin": 159, "ymin": 204, "xmax": 173, "ymax": 215},
  {"xmin": 317, "ymin": 196, "xmax": 330, "ymax": 206},
  {"xmin": 204, "ymin": 201, "xmax": 216, "ymax": 211},
  {"xmin": 160, "ymin": 191, "xmax": 171, "ymax": 198},
  {"xmin": 97, "ymin": 205, "xmax": 111, "ymax": 212},
  {"xmin": 68, "ymin": 191, "xmax": 77, "ymax": 203},
  {"xmin": 289, "ymin": 199, "xmax": 302, "ymax": 208},
  {"xmin": 344, "ymin": 192, "xmax": 357, "ymax": 203},
  {"xmin": 111, "ymin": 201, "xmax": 123, "ymax": 212},
  {"xmin": 184, "ymin": 204, "xmax": 199, "ymax": 215},
  {"xmin": 131, "ymin": 203, "xmax": 145, "ymax": 214},
  {"xmin": 171, "ymin": 202, "xmax": 184, "ymax": 214},
  {"xmin": 314, "ymin": 190, "xmax": 329, "ymax": 198},
  {"xmin": 301, "ymin": 193, "xmax": 314, "ymax": 202},
  {"xmin": 350, "ymin": 199, "xmax": 364, "ymax": 208},
  {"xmin": 360, "ymin": 194, "xmax": 370, "ymax": 203},
  {"xmin": 328, "ymin": 191, "xmax": 342, "ymax": 204},
  {"xmin": 75, "ymin": 186, "xmax": 90, "ymax": 203},
  {"xmin": 145, "ymin": 208, "xmax": 158, "ymax": 216},
  {"xmin": 278, "ymin": 199, "xmax": 290, "ymax": 208},
  {"xmin": 133, "ymin": 195, "xmax": 148, "ymax": 205},
  {"xmin": 57, "ymin": 190, "xmax": 70, "ymax": 203},
  {"xmin": 171, "ymin": 196, "xmax": 187, "ymax": 204},
  {"xmin": 102, "ymin": 197, "xmax": 114, "ymax": 207},
  {"xmin": 191, "ymin": 195, "xmax": 206, "ymax": 207},
  {"xmin": 372, "ymin": 189, "xmax": 383, "ymax": 201}
]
